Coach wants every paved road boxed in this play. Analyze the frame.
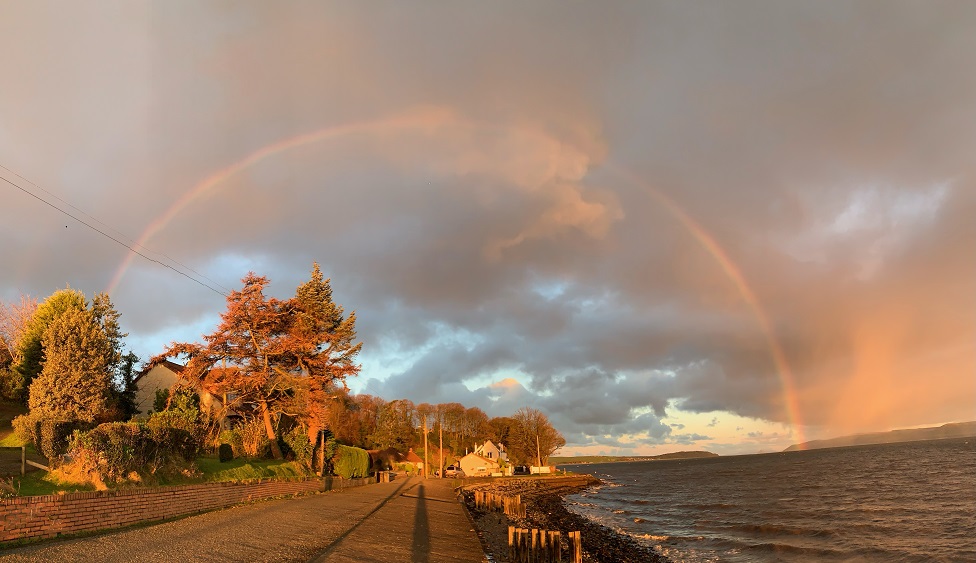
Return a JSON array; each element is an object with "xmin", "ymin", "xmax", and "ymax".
[{"xmin": 0, "ymin": 477, "xmax": 487, "ymax": 563}]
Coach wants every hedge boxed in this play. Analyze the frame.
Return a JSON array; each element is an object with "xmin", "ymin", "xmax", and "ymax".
[
  {"xmin": 11, "ymin": 413, "xmax": 93, "ymax": 464},
  {"xmin": 333, "ymin": 444, "xmax": 370, "ymax": 479}
]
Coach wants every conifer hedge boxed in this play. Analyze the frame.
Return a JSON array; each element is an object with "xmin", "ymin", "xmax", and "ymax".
[{"xmin": 333, "ymin": 444, "xmax": 370, "ymax": 478}]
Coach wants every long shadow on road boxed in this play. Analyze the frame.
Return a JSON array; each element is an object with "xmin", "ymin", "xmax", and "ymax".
[
  {"xmin": 411, "ymin": 483, "xmax": 430, "ymax": 563},
  {"xmin": 312, "ymin": 478, "xmax": 413, "ymax": 561}
]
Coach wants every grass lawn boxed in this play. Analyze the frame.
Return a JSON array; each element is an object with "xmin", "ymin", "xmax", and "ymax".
[
  {"xmin": 0, "ymin": 400, "xmax": 28, "ymax": 443},
  {"xmin": 7, "ymin": 472, "xmax": 96, "ymax": 497}
]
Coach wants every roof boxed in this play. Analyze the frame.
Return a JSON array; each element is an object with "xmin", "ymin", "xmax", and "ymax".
[
  {"xmin": 133, "ymin": 359, "xmax": 185, "ymax": 385},
  {"xmin": 404, "ymin": 449, "xmax": 424, "ymax": 464}
]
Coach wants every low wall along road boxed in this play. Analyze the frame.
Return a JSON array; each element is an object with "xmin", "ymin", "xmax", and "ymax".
[{"xmin": 0, "ymin": 475, "xmax": 374, "ymax": 544}]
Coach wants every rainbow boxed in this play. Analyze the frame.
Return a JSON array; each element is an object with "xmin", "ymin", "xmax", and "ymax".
[
  {"xmin": 105, "ymin": 107, "xmax": 461, "ymax": 295},
  {"xmin": 108, "ymin": 111, "xmax": 804, "ymax": 446},
  {"xmin": 608, "ymin": 165, "xmax": 805, "ymax": 445}
]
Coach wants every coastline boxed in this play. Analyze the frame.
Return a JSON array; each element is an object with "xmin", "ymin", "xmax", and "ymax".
[{"xmin": 459, "ymin": 475, "xmax": 669, "ymax": 563}]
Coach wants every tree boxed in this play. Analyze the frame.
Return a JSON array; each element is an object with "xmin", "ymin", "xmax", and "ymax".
[
  {"xmin": 0, "ymin": 295, "xmax": 37, "ymax": 369},
  {"xmin": 510, "ymin": 407, "xmax": 566, "ymax": 467},
  {"xmin": 287, "ymin": 263, "xmax": 363, "ymax": 448},
  {"xmin": 158, "ymin": 273, "xmax": 290, "ymax": 458},
  {"xmin": 11, "ymin": 289, "xmax": 87, "ymax": 402},
  {"xmin": 106, "ymin": 351, "xmax": 140, "ymax": 420},
  {"xmin": 488, "ymin": 416, "xmax": 515, "ymax": 446},
  {"xmin": 370, "ymin": 399, "xmax": 416, "ymax": 450},
  {"xmin": 91, "ymin": 292, "xmax": 127, "ymax": 378},
  {"xmin": 27, "ymin": 306, "xmax": 113, "ymax": 422},
  {"xmin": 463, "ymin": 406, "xmax": 490, "ymax": 449},
  {"xmin": 154, "ymin": 266, "xmax": 362, "ymax": 459}
]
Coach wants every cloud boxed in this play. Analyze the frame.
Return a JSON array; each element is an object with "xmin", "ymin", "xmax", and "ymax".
[{"xmin": 2, "ymin": 1, "xmax": 975, "ymax": 454}]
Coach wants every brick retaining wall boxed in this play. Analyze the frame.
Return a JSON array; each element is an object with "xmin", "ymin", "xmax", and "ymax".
[{"xmin": 0, "ymin": 475, "xmax": 375, "ymax": 544}]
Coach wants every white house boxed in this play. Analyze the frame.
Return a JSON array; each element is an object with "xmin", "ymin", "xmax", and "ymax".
[
  {"xmin": 459, "ymin": 452, "xmax": 500, "ymax": 477},
  {"xmin": 473, "ymin": 440, "xmax": 508, "ymax": 464}
]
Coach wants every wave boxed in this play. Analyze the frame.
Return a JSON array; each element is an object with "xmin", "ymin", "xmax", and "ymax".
[{"xmin": 732, "ymin": 524, "xmax": 837, "ymax": 538}]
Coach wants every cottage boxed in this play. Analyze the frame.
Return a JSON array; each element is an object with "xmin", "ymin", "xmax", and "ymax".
[
  {"xmin": 404, "ymin": 448, "xmax": 424, "ymax": 473},
  {"xmin": 473, "ymin": 440, "xmax": 508, "ymax": 464},
  {"xmin": 459, "ymin": 452, "xmax": 500, "ymax": 477},
  {"xmin": 132, "ymin": 360, "xmax": 224, "ymax": 419},
  {"xmin": 132, "ymin": 360, "xmax": 183, "ymax": 414}
]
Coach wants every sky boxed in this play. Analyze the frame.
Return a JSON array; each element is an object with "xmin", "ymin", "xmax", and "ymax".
[{"xmin": 2, "ymin": 1, "xmax": 974, "ymax": 456}]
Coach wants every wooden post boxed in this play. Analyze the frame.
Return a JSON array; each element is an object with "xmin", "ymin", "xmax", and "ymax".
[
  {"xmin": 438, "ymin": 410, "xmax": 443, "ymax": 479},
  {"xmin": 539, "ymin": 528, "xmax": 547, "ymax": 562},
  {"xmin": 570, "ymin": 531, "xmax": 582, "ymax": 563},
  {"xmin": 508, "ymin": 526, "xmax": 515, "ymax": 562},
  {"xmin": 21, "ymin": 446, "xmax": 26, "ymax": 476}
]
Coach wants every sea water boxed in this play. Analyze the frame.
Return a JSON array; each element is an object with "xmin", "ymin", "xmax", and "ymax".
[{"xmin": 561, "ymin": 437, "xmax": 976, "ymax": 562}]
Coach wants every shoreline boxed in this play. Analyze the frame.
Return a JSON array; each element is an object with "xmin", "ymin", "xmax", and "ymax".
[{"xmin": 459, "ymin": 475, "xmax": 669, "ymax": 563}]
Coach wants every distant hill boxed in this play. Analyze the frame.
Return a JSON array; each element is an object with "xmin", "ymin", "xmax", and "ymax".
[
  {"xmin": 551, "ymin": 450, "xmax": 718, "ymax": 465},
  {"xmin": 784, "ymin": 421, "xmax": 976, "ymax": 452}
]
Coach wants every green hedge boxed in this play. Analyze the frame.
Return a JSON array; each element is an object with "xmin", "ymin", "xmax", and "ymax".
[
  {"xmin": 283, "ymin": 427, "xmax": 313, "ymax": 469},
  {"xmin": 11, "ymin": 413, "xmax": 93, "ymax": 464},
  {"xmin": 333, "ymin": 444, "xmax": 370, "ymax": 479},
  {"xmin": 68, "ymin": 420, "xmax": 200, "ymax": 484}
]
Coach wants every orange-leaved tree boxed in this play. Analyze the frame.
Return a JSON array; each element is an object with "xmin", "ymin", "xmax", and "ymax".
[{"xmin": 152, "ymin": 264, "xmax": 361, "ymax": 459}]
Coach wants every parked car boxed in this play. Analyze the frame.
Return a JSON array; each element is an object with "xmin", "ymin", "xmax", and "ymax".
[
  {"xmin": 513, "ymin": 465, "xmax": 530, "ymax": 475},
  {"xmin": 444, "ymin": 465, "xmax": 462, "ymax": 477}
]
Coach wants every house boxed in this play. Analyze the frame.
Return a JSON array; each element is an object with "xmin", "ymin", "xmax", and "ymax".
[
  {"xmin": 367, "ymin": 447, "xmax": 405, "ymax": 471},
  {"xmin": 459, "ymin": 452, "xmax": 500, "ymax": 477},
  {"xmin": 132, "ymin": 360, "xmax": 223, "ymax": 418},
  {"xmin": 404, "ymin": 448, "xmax": 424, "ymax": 473},
  {"xmin": 132, "ymin": 360, "xmax": 184, "ymax": 414},
  {"xmin": 473, "ymin": 440, "xmax": 508, "ymax": 464}
]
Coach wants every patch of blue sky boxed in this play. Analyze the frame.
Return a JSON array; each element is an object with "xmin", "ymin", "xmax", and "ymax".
[
  {"xmin": 531, "ymin": 278, "xmax": 569, "ymax": 301},
  {"xmin": 126, "ymin": 313, "xmax": 221, "ymax": 365}
]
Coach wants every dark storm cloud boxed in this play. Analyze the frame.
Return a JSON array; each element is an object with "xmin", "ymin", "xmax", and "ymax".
[{"xmin": 2, "ymin": 1, "xmax": 974, "ymax": 452}]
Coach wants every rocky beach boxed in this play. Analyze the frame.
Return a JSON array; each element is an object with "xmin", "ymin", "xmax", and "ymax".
[{"xmin": 460, "ymin": 475, "xmax": 668, "ymax": 563}]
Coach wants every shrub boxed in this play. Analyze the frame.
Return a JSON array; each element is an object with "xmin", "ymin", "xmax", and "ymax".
[
  {"xmin": 11, "ymin": 413, "xmax": 92, "ymax": 465},
  {"xmin": 395, "ymin": 462, "xmax": 417, "ymax": 475},
  {"xmin": 238, "ymin": 418, "xmax": 271, "ymax": 459},
  {"xmin": 69, "ymin": 422, "xmax": 147, "ymax": 483},
  {"xmin": 333, "ymin": 444, "xmax": 370, "ymax": 479},
  {"xmin": 153, "ymin": 388, "xmax": 169, "ymax": 413},
  {"xmin": 64, "ymin": 418, "xmax": 202, "ymax": 486},
  {"xmin": 11, "ymin": 413, "xmax": 39, "ymax": 448},
  {"xmin": 218, "ymin": 443, "xmax": 234, "ymax": 463},
  {"xmin": 147, "ymin": 410, "xmax": 201, "ymax": 460},
  {"xmin": 283, "ymin": 427, "xmax": 313, "ymax": 469},
  {"xmin": 219, "ymin": 428, "xmax": 244, "ymax": 457}
]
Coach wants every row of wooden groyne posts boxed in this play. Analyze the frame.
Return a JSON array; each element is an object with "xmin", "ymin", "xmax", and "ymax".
[{"xmin": 471, "ymin": 490, "xmax": 583, "ymax": 563}]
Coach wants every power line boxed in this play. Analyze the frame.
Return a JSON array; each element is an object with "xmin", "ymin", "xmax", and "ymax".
[
  {"xmin": 0, "ymin": 172, "xmax": 228, "ymax": 297},
  {"xmin": 0, "ymin": 163, "xmax": 233, "ymax": 295}
]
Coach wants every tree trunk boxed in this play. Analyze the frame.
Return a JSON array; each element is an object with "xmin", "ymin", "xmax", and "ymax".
[
  {"xmin": 536, "ymin": 434, "xmax": 542, "ymax": 468},
  {"xmin": 260, "ymin": 400, "xmax": 284, "ymax": 459},
  {"xmin": 307, "ymin": 419, "xmax": 321, "ymax": 472}
]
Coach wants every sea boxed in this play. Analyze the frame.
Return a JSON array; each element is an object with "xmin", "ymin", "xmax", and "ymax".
[{"xmin": 560, "ymin": 437, "xmax": 976, "ymax": 562}]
